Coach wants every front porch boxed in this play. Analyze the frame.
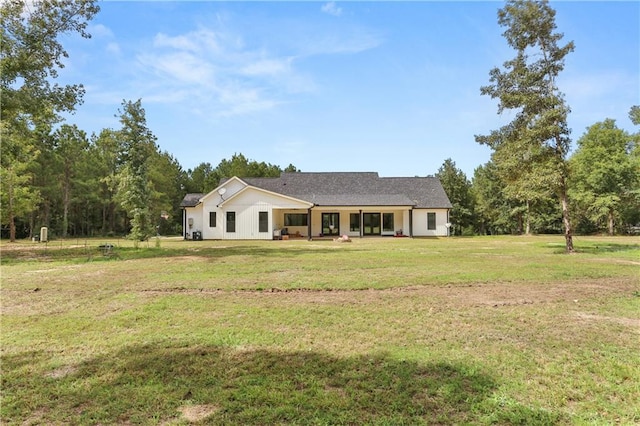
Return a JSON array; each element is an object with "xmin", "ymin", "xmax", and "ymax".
[{"xmin": 272, "ymin": 207, "xmax": 413, "ymax": 240}]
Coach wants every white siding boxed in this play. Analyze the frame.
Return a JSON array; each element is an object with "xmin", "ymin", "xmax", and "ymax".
[
  {"xmin": 412, "ymin": 209, "xmax": 450, "ymax": 237},
  {"xmin": 201, "ymin": 198, "xmax": 223, "ymax": 240},
  {"xmin": 218, "ymin": 188, "xmax": 311, "ymax": 240},
  {"xmin": 184, "ymin": 204, "xmax": 204, "ymax": 239}
]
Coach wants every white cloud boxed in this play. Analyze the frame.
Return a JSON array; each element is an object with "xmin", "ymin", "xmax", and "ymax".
[
  {"xmin": 241, "ymin": 58, "xmax": 293, "ymax": 76},
  {"xmin": 90, "ymin": 23, "xmax": 114, "ymax": 38},
  {"xmin": 122, "ymin": 16, "xmax": 379, "ymax": 118},
  {"xmin": 153, "ymin": 30, "xmax": 220, "ymax": 54},
  {"xmin": 217, "ymin": 84, "xmax": 281, "ymax": 117},
  {"xmin": 321, "ymin": 2, "xmax": 343, "ymax": 17},
  {"xmin": 106, "ymin": 42, "xmax": 120, "ymax": 55},
  {"xmin": 138, "ymin": 51, "xmax": 215, "ymax": 86}
]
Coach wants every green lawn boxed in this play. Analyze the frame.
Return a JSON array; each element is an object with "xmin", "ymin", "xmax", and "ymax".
[{"xmin": 1, "ymin": 235, "xmax": 639, "ymax": 424}]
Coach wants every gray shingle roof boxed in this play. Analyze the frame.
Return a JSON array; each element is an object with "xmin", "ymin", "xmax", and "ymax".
[
  {"xmin": 180, "ymin": 193, "xmax": 204, "ymax": 207},
  {"xmin": 243, "ymin": 172, "xmax": 452, "ymax": 209}
]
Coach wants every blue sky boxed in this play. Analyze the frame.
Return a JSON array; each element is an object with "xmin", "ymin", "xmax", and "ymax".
[{"xmin": 59, "ymin": 1, "xmax": 639, "ymax": 178}]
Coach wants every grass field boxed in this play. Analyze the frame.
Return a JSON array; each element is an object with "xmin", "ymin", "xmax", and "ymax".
[{"xmin": 1, "ymin": 235, "xmax": 639, "ymax": 425}]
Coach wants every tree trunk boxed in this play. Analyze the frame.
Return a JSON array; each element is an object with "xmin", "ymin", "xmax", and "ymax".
[
  {"xmin": 62, "ymin": 184, "xmax": 69, "ymax": 238},
  {"xmin": 559, "ymin": 180, "xmax": 574, "ymax": 253},
  {"xmin": 8, "ymin": 176, "xmax": 16, "ymax": 242},
  {"xmin": 608, "ymin": 209, "xmax": 615, "ymax": 236},
  {"xmin": 525, "ymin": 200, "xmax": 531, "ymax": 235},
  {"xmin": 62, "ymin": 163, "xmax": 72, "ymax": 238},
  {"xmin": 9, "ymin": 213, "xmax": 16, "ymax": 242}
]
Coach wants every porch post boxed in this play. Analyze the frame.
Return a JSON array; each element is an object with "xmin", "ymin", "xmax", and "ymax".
[
  {"xmin": 182, "ymin": 208, "xmax": 186, "ymax": 239},
  {"xmin": 409, "ymin": 208, "xmax": 413, "ymax": 238},
  {"xmin": 307, "ymin": 207, "xmax": 312, "ymax": 241},
  {"xmin": 359, "ymin": 210, "xmax": 363, "ymax": 238}
]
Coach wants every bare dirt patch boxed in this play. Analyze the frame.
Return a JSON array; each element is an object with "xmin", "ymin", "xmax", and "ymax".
[
  {"xmin": 45, "ymin": 365, "xmax": 78, "ymax": 379},
  {"xmin": 575, "ymin": 312, "xmax": 640, "ymax": 330},
  {"xmin": 139, "ymin": 277, "xmax": 637, "ymax": 309},
  {"xmin": 178, "ymin": 404, "xmax": 219, "ymax": 422}
]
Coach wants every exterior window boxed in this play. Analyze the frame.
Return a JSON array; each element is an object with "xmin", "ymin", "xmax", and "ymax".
[
  {"xmin": 259, "ymin": 211, "xmax": 268, "ymax": 233},
  {"xmin": 209, "ymin": 212, "xmax": 216, "ymax": 227},
  {"xmin": 427, "ymin": 212, "xmax": 436, "ymax": 230},
  {"xmin": 383, "ymin": 213, "xmax": 394, "ymax": 232},
  {"xmin": 349, "ymin": 213, "xmax": 360, "ymax": 232},
  {"xmin": 226, "ymin": 211, "xmax": 236, "ymax": 233},
  {"xmin": 284, "ymin": 213, "xmax": 308, "ymax": 226}
]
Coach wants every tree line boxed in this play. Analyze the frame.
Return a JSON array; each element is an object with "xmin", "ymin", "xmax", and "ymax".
[
  {"xmin": 2, "ymin": 0, "xmax": 638, "ymax": 244},
  {"xmin": 2, "ymin": 96, "xmax": 298, "ymax": 241},
  {"xmin": 437, "ymin": 109, "xmax": 639, "ymax": 239}
]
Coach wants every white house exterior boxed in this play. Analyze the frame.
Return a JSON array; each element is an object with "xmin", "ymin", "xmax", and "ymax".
[{"xmin": 181, "ymin": 172, "xmax": 452, "ymax": 240}]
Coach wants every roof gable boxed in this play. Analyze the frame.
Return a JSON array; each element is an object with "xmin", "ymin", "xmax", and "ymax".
[{"xmin": 219, "ymin": 184, "xmax": 313, "ymax": 208}]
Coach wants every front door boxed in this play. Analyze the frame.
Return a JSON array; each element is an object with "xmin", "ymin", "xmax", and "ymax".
[
  {"xmin": 322, "ymin": 213, "xmax": 340, "ymax": 236},
  {"xmin": 363, "ymin": 213, "xmax": 381, "ymax": 235}
]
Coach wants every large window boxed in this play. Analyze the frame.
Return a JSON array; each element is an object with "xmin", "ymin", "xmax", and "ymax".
[
  {"xmin": 427, "ymin": 212, "xmax": 436, "ymax": 230},
  {"xmin": 259, "ymin": 211, "xmax": 268, "ymax": 233},
  {"xmin": 226, "ymin": 211, "xmax": 236, "ymax": 233},
  {"xmin": 209, "ymin": 212, "xmax": 216, "ymax": 227},
  {"xmin": 284, "ymin": 213, "xmax": 308, "ymax": 226},
  {"xmin": 383, "ymin": 213, "xmax": 394, "ymax": 232},
  {"xmin": 349, "ymin": 213, "xmax": 360, "ymax": 232}
]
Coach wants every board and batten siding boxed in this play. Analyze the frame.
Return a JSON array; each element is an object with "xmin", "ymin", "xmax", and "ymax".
[
  {"xmin": 218, "ymin": 188, "xmax": 311, "ymax": 240},
  {"xmin": 412, "ymin": 209, "xmax": 450, "ymax": 237},
  {"xmin": 184, "ymin": 204, "xmax": 204, "ymax": 239}
]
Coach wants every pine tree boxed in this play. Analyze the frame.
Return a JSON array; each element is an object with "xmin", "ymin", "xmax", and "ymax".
[
  {"xmin": 476, "ymin": 0, "xmax": 575, "ymax": 252},
  {"xmin": 116, "ymin": 100, "xmax": 157, "ymax": 244}
]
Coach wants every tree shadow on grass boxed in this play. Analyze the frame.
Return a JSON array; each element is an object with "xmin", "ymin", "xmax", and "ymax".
[
  {"xmin": 546, "ymin": 241, "xmax": 640, "ymax": 255},
  {"xmin": 2, "ymin": 343, "xmax": 564, "ymax": 425},
  {"xmin": 0, "ymin": 243, "xmax": 365, "ymax": 265}
]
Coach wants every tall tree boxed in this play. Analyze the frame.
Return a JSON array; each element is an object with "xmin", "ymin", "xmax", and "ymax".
[
  {"xmin": 1, "ymin": 0, "xmax": 99, "ymax": 121},
  {"xmin": 1, "ymin": 0, "xmax": 99, "ymax": 241},
  {"xmin": 569, "ymin": 120, "xmax": 637, "ymax": 235},
  {"xmin": 629, "ymin": 105, "xmax": 640, "ymax": 126},
  {"xmin": 472, "ymin": 161, "xmax": 515, "ymax": 235},
  {"xmin": 436, "ymin": 159, "xmax": 474, "ymax": 236},
  {"xmin": 52, "ymin": 124, "xmax": 89, "ymax": 237},
  {"xmin": 475, "ymin": 0, "xmax": 575, "ymax": 252},
  {"xmin": 214, "ymin": 153, "xmax": 283, "ymax": 181},
  {"xmin": 186, "ymin": 162, "xmax": 218, "ymax": 193},
  {"xmin": 0, "ymin": 120, "xmax": 40, "ymax": 241},
  {"xmin": 89, "ymin": 128, "xmax": 124, "ymax": 235},
  {"xmin": 116, "ymin": 100, "xmax": 156, "ymax": 243},
  {"xmin": 147, "ymin": 150, "xmax": 185, "ymax": 235}
]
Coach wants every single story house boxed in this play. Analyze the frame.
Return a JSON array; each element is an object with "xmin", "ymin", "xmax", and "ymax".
[{"xmin": 180, "ymin": 172, "xmax": 452, "ymax": 240}]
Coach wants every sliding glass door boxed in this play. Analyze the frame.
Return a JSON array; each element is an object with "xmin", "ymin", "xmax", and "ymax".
[
  {"xmin": 362, "ymin": 213, "xmax": 381, "ymax": 235},
  {"xmin": 322, "ymin": 213, "xmax": 340, "ymax": 236}
]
